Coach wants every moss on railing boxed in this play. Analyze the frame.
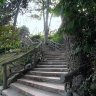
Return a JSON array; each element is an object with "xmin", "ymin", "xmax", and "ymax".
[
  {"xmin": 1, "ymin": 42, "xmax": 43, "ymax": 89},
  {"xmin": 0, "ymin": 53, "xmax": 25, "ymax": 85}
]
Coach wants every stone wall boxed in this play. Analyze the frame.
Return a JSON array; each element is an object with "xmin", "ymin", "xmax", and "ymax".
[{"xmin": 63, "ymin": 34, "xmax": 80, "ymax": 71}]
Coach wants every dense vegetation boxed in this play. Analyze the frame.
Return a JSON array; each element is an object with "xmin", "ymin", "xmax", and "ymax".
[
  {"xmin": 0, "ymin": 25, "xmax": 20, "ymax": 53},
  {"xmin": 0, "ymin": 0, "xmax": 33, "ymax": 85},
  {"xmin": 0, "ymin": 0, "xmax": 96, "ymax": 95},
  {"xmin": 53, "ymin": 0, "xmax": 96, "ymax": 95},
  {"xmin": 56, "ymin": 0, "xmax": 96, "ymax": 69}
]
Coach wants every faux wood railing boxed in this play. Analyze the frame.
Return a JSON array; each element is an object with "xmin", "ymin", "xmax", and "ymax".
[{"xmin": 2, "ymin": 42, "xmax": 43, "ymax": 89}]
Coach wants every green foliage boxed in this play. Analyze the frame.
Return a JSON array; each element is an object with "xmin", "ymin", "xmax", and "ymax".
[
  {"xmin": 79, "ymin": 73, "xmax": 96, "ymax": 96},
  {"xmin": 49, "ymin": 32, "xmax": 63, "ymax": 43},
  {"xmin": 54, "ymin": 0, "xmax": 96, "ymax": 95},
  {"xmin": 19, "ymin": 26, "xmax": 30, "ymax": 36},
  {"xmin": 90, "ymin": 73, "xmax": 96, "ymax": 94},
  {"xmin": 31, "ymin": 34, "xmax": 42, "ymax": 41},
  {"xmin": 52, "ymin": 3, "xmax": 62, "ymax": 16},
  {"xmin": 0, "ymin": 0, "xmax": 5, "ymax": 4},
  {"xmin": 55, "ymin": 0, "xmax": 96, "ymax": 60},
  {"xmin": 0, "ymin": 25, "xmax": 20, "ymax": 51},
  {"xmin": 0, "ymin": 0, "xmax": 30, "ymax": 25}
]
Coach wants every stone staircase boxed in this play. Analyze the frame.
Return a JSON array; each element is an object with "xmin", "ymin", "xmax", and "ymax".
[{"xmin": 2, "ymin": 49, "xmax": 69, "ymax": 96}]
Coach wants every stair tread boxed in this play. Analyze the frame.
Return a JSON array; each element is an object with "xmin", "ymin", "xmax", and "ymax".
[
  {"xmin": 40, "ymin": 61, "xmax": 66, "ymax": 65},
  {"xmin": 35, "ymin": 68, "xmax": 68, "ymax": 69},
  {"xmin": 28, "ymin": 71, "xmax": 68, "ymax": 77},
  {"xmin": 44, "ymin": 54, "xmax": 65, "ymax": 56},
  {"xmin": 29, "ymin": 71, "xmax": 68, "ymax": 74},
  {"xmin": 44, "ymin": 52, "xmax": 65, "ymax": 54},
  {"xmin": 37, "ymin": 65, "xmax": 68, "ymax": 68},
  {"xmin": 11, "ymin": 83, "xmax": 63, "ymax": 96},
  {"xmin": 2, "ymin": 46, "xmax": 69, "ymax": 96},
  {"xmin": 25, "ymin": 75, "xmax": 60, "ymax": 80},
  {"xmin": 35, "ymin": 68, "xmax": 68, "ymax": 70},
  {"xmin": 18, "ymin": 79, "xmax": 64, "ymax": 91},
  {"xmin": 34, "ymin": 68, "xmax": 68, "ymax": 72},
  {"xmin": 40, "ymin": 62, "xmax": 68, "ymax": 65},
  {"xmin": 2, "ymin": 88, "xmax": 24, "ymax": 96},
  {"xmin": 44, "ymin": 57, "xmax": 65, "ymax": 58},
  {"xmin": 38, "ymin": 65, "xmax": 67, "ymax": 66},
  {"xmin": 42, "ymin": 60, "xmax": 67, "ymax": 62}
]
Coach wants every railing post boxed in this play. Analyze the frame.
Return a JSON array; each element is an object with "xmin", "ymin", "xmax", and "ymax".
[
  {"xmin": 40, "ymin": 42, "xmax": 43, "ymax": 61},
  {"xmin": 54, "ymin": 43, "xmax": 56, "ymax": 51},
  {"xmin": 1, "ymin": 42, "xmax": 43, "ymax": 89},
  {"xmin": 3, "ymin": 65, "xmax": 8, "ymax": 89}
]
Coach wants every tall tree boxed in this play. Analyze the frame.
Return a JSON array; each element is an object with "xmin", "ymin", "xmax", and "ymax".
[
  {"xmin": 44, "ymin": 0, "xmax": 49, "ymax": 43},
  {"xmin": 13, "ymin": 0, "xmax": 22, "ymax": 27},
  {"xmin": 31, "ymin": 0, "xmax": 58, "ymax": 43},
  {"xmin": 0, "ymin": 0, "xmax": 29, "ymax": 26}
]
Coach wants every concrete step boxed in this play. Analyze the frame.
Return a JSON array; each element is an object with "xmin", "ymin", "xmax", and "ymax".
[
  {"xmin": 39, "ymin": 62, "xmax": 68, "ymax": 65},
  {"xmin": 45, "ymin": 57, "xmax": 68, "ymax": 60},
  {"xmin": 39, "ymin": 60, "xmax": 68, "ymax": 65},
  {"xmin": 40, "ymin": 62, "xmax": 68, "ymax": 66},
  {"xmin": 42, "ymin": 59, "xmax": 68, "ymax": 62},
  {"xmin": 37, "ymin": 65, "xmax": 68, "ymax": 68},
  {"xmin": 24, "ymin": 75, "xmax": 61, "ymax": 83},
  {"xmin": 2, "ymin": 47, "xmax": 69, "ymax": 96},
  {"xmin": 44, "ymin": 51, "xmax": 65, "ymax": 54},
  {"xmin": 11, "ymin": 83, "xmax": 63, "ymax": 96},
  {"xmin": 17, "ymin": 79, "xmax": 65, "ymax": 94},
  {"xmin": 28, "ymin": 71, "xmax": 68, "ymax": 77},
  {"xmin": 2, "ymin": 88, "xmax": 24, "ymax": 96},
  {"xmin": 44, "ymin": 56, "xmax": 66, "ymax": 59},
  {"xmin": 34, "ymin": 68, "xmax": 69, "ymax": 72},
  {"xmin": 44, "ymin": 53, "xmax": 65, "ymax": 55},
  {"xmin": 44, "ymin": 55, "xmax": 65, "ymax": 58}
]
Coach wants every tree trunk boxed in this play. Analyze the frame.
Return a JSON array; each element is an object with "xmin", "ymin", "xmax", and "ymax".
[
  {"xmin": 49, "ymin": 13, "xmax": 53, "ymax": 35},
  {"xmin": 42, "ymin": 0, "xmax": 46, "ymax": 37},
  {"xmin": 13, "ymin": 0, "xmax": 22, "ymax": 27},
  {"xmin": 44, "ymin": 0, "xmax": 49, "ymax": 43}
]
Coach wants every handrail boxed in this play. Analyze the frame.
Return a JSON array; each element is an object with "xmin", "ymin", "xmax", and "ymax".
[
  {"xmin": 2, "ymin": 42, "xmax": 42, "ymax": 66},
  {"xmin": 47, "ymin": 40, "xmax": 64, "ymax": 51},
  {"xmin": 2, "ymin": 41, "xmax": 43, "ymax": 89}
]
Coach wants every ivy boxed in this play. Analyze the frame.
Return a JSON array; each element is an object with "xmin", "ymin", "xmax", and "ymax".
[
  {"xmin": 53, "ymin": 0, "xmax": 96, "ymax": 95},
  {"xmin": 0, "ymin": 25, "xmax": 20, "ymax": 50},
  {"xmin": 0, "ymin": 0, "xmax": 5, "ymax": 4}
]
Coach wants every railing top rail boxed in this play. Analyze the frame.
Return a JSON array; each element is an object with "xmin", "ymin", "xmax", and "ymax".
[{"xmin": 2, "ymin": 41, "xmax": 42, "ymax": 66}]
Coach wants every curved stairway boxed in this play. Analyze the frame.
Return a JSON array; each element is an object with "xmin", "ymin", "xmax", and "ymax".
[{"xmin": 2, "ymin": 50, "xmax": 69, "ymax": 96}]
